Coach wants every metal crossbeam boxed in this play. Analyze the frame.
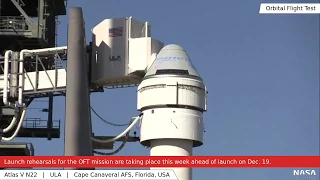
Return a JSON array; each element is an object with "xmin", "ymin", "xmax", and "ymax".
[{"xmin": 10, "ymin": 0, "xmax": 36, "ymax": 30}]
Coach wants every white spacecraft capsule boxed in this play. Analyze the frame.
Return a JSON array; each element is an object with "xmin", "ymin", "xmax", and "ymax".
[{"xmin": 137, "ymin": 44, "xmax": 207, "ymax": 180}]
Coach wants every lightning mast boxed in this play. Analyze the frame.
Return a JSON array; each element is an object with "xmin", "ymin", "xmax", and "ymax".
[{"xmin": 64, "ymin": 7, "xmax": 93, "ymax": 162}]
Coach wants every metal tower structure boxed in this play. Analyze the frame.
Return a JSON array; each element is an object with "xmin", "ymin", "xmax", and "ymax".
[
  {"xmin": 0, "ymin": 2, "xmax": 137, "ymax": 157},
  {"xmin": 0, "ymin": 0, "xmax": 66, "ymax": 156},
  {"xmin": 0, "ymin": 4, "xmax": 207, "ymax": 179}
]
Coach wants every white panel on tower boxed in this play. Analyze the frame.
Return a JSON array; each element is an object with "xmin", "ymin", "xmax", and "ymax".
[{"xmin": 91, "ymin": 17, "xmax": 164, "ymax": 87}]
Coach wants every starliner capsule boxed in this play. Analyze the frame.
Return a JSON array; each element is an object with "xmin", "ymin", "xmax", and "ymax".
[{"xmin": 137, "ymin": 44, "xmax": 208, "ymax": 180}]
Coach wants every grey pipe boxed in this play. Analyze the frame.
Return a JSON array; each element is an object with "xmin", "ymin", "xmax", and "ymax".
[{"xmin": 64, "ymin": 7, "xmax": 94, "ymax": 170}]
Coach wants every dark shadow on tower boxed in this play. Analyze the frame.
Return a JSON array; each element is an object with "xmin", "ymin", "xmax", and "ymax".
[
  {"xmin": 0, "ymin": 0, "xmax": 66, "ymax": 55},
  {"xmin": 0, "ymin": 0, "xmax": 66, "ymax": 157}
]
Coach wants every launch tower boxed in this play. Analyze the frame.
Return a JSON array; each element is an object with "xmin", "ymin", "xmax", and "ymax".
[{"xmin": 0, "ymin": 0, "xmax": 66, "ymax": 156}]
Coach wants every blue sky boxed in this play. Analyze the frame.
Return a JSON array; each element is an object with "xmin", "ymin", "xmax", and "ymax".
[{"xmin": 14, "ymin": 0, "xmax": 319, "ymax": 179}]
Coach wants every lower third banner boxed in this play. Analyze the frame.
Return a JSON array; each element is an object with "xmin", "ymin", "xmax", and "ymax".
[{"xmin": 1, "ymin": 156, "xmax": 319, "ymax": 168}]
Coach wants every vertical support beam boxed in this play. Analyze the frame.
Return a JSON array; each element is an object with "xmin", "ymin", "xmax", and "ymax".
[
  {"xmin": 64, "ymin": 7, "xmax": 93, "ymax": 169},
  {"xmin": 86, "ymin": 42, "xmax": 92, "ymax": 86},
  {"xmin": 85, "ymin": 36, "xmax": 93, "ymax": 145},
  {"xmin": 9, "ymin": 52, "xmax": 19, "ymax": 100},
  {"xmin": 38, "ymin": 0, "xmax": 44, "ymax": 38},
  {"xmin": 47, "ymin": 93, "xmax": 53, "ymax": 140}
]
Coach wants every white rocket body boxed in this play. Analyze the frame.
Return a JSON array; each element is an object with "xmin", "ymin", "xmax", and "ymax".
[{"xmin": 137, "ymin": 44, "xmax": 207, "ymax": 180}]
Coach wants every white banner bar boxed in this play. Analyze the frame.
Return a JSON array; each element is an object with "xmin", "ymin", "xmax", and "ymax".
[
  {"xmin": 0, "ymin": 170, "xmax": 178, "ymax": 180},
  {"xmin": 259, "ymin": 3, "xmax": 320, "ymax": 14}
]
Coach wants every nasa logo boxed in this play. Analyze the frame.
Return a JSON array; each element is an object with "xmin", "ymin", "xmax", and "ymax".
[
  {"xmin": 109, "ymin": 56, "xmax": 121, "ymax": 61},
  {"xmin": 293, "ymin": 169, "xmax": 317, "ymax": 176}
]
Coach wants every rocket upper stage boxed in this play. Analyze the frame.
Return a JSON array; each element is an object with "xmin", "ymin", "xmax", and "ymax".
[{"xmin": 144, "ymin": 44, "xmax": 202, "ymax": 80}]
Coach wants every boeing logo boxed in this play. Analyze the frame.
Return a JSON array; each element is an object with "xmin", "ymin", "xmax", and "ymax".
[
  {"xmin": 155, "ymin": 56, "xmax": 196, "ymax": 69},
  {"xmin": 155, "ymin": 56, "xmax": 189, "ymax": 61}
]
